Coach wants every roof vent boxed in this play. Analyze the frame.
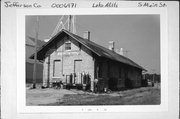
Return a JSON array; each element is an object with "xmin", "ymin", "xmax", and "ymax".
[
  {"xmin": 108, "ymin": 41, "xmax": 115, "ymax": 51},
  {"xmin": 83, "ymin": 31, "xmax": 90, "ymax": 41},
  {"xmin": 119, "ymin": 48, "xmax": 124, "ymax": 55}
]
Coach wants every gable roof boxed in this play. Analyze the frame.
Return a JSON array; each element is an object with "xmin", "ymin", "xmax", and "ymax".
[{"xmin": 30, "ymin": 29, "xmax": 145, "ymax": 70}]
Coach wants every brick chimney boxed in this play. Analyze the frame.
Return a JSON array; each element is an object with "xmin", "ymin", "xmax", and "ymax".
[
  {"xmin": 83, "ymin": 31, "xmax": 90, "ymax": 41},
  {"xmin": 109, "ymin": 41, "xmax": 115, "ymax": 51}
]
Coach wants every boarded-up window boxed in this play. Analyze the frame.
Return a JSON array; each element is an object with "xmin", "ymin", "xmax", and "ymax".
[
  {"xmin": 74, "ymin": 60, "xmax": 82, "ymax": 74},
  {"xmin": 53, "ymin": 60, "xmax": 61, "ymax": 77}
]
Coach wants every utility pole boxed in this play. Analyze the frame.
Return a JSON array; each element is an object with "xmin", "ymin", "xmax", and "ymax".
[
  {"xmin": 47, "ymin": 55, "xmax": 50, "ymax": 88},
  {"xmin": 68, "ymin": 15, "xmax": 72, "ymax": 32},
  {"xmin": 151, "ymin": 69, "xmax": 155, "ymax": 87},
  {"xmin": 67, "ymin": 15, "xmax": 76, "ymax": 34},
  {"xmin": 152, "ymin": 69, "xmax": 155, "ymax": 83},
  {"xmin": 32, "ymin": 16, "xmax": 39, "ymax": 89},
  {"xmin": 72, "ymin": 15, "xmax": 76, "ymax": 34}
]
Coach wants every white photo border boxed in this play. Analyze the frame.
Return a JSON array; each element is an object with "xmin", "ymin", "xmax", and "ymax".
[{"xmin": 17, "ymin": 8, "xmax": 168, "ymax": 113}]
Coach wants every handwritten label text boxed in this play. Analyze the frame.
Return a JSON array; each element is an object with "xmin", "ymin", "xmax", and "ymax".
[
  {"xmin": 51, "ymin": 3, "xmax": 77, "ymax": 8},
  {"xmin": 138, "ymin": 2, "xmax": 167, "ymax": 7},
  {"xmin": 4, "ymin": 1, "xmax": 41, "ymax": 8},
  {"xmin": 92, "ymin": 2, "xmax": 118, "ymax": 8}
]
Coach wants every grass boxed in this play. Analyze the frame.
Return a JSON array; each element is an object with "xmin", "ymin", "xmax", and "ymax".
[
  {"xmin": 59, "ymin": 87, "xmax": 160, "ymax": 105},
  {"xmin": 27, "ymin": 85, "xmax": 160, "ymax": 106}
]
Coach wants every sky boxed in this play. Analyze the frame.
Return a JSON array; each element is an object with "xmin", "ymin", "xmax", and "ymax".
[{"xmin": 26, "ymin": 15, "xmax": 160, "ymax": 74}]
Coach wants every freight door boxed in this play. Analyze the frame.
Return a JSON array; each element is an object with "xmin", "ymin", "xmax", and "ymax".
[{"xmin": 53, "ymin": 60, "xmax": 61, "ymax": 77}]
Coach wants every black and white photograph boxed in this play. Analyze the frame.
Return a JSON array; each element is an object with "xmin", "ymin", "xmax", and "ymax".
[
  {"xmin": 26, "ymin": 15, "xmax": 161, "ymax": 106},
  {"xmin": 1, "ymin": 0, "xmax": 179, "ymax": 119}
]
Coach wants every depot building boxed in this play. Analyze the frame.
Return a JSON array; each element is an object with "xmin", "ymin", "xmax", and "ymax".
[{"xmin": 30, "ymin": 29, "xmax": 145, "ymax": 92}]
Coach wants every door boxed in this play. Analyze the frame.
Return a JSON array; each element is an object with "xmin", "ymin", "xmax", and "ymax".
[
  {"xmin": 74, "ymin": 60, "xmax": 82, "ymax": 84},
  {"xmin": 53, "ymin": 60, "xmax": 61, "ymax": 77}
]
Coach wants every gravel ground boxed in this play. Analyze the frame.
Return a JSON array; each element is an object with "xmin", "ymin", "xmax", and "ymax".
[
  {"xmin": 26, "ymin": 88, "xmax": 76, "ymax": 105},
  {"xmin": 26, "ymin": 85, "xmax": 160, "ymax": 106}
]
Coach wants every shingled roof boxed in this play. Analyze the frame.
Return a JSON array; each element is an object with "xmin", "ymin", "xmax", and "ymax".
[{"xmin": 30, "ymin": 29, "xmax": 145, "ymax": 70}]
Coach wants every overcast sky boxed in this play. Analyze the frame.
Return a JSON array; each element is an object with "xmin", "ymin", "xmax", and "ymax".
[{"xmin": 26, "ymin": 15, "xmax": 160, "ymax": 74}]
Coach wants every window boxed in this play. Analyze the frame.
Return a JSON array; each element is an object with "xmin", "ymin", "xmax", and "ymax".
[{"xmin": 65, "ymin": 42, "xmax": 71, "ymax": 50}]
